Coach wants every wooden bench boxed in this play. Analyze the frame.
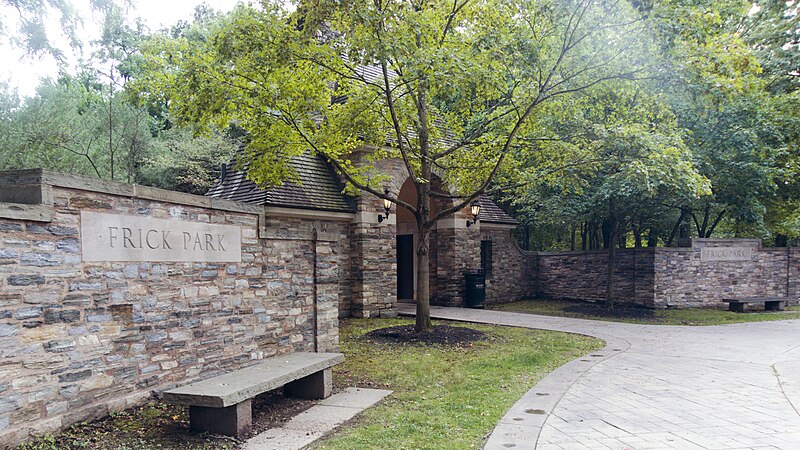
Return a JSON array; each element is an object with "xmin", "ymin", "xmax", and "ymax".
[
  {"xmin": 162, "ymin": 352, "xmax": 344, "ymax": 437},
  {"xmin": 722, "ymin": 297, "xmax": 788, "ymax": 313}
]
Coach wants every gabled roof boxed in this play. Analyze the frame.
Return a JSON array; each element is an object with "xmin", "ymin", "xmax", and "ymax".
[
  {"xmin": 205, "ymin": 153, "xmax": 357, "ymax": 213},
  {"xmin": 206, "ymin": 154, "xmax": 517, "ymax": 224},
  {"xmin": 478, "ymin": 194, "xmax": 518, "ymax": 225}
]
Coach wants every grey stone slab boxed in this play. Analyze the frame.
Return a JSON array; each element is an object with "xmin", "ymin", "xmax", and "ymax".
[
  {"xmin": 317, "ymin": 387, "xmax": 393, "ymax": 409},
  {"xmin": 163, "ymin": 352, "xmax": 344, "ymax": 407},
  {"xmin": 243, "ymin": 387, "xmax": 391, "ymax": 450},
  {"xmin": 0, "ymin": 203, "xmax": 52, "ymax": 222}
]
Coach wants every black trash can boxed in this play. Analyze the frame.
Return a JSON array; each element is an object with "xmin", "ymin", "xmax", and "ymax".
[{"xmin": 464, "ymin": 269, "xmax": 486, "ymax": 308}]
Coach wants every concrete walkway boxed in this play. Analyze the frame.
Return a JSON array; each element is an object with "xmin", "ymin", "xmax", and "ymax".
[
  {"xmin": 244, "ymin": 387, "xmax": 391, "ymax": 450},
  {"xmin": 398, "ymin": 304, "xmax": 800, "ymax": 450}
]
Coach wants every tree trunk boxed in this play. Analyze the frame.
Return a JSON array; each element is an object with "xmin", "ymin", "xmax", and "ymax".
[
  {"xmin": 413, "ymin": 75, "xmax": 433, "ymax": 333},
  {"xmin": 523, "ymin": 224, "xmax": 531, "ymax": 251},
  {"xmin": 606, "ymin": 198, "xmax": 617, "ymax": 310},
  {"xmin": 666, "ymin": 208, "xmax": 688, "ymax": 247},
  {"xmin": 415, "ymin": 229, "xmax": 432, "ymax": 332},
  {"xmin": 570, "ymin": 225, "xmax": 576, "ymax": 251},
  {"xmin": 647, "ymin": 228, "xmax": 658, "ymax": 247},
  {"xmin": 581, "ymin": 222, "xmax": 587, "ymax": 250},
  {"xmin": 633, "ymin": 228, "xmax": 642, "ymax": 248},
  {"xmin": 776, "ymin": 233, "xmax": 789, "ymax": 247}
]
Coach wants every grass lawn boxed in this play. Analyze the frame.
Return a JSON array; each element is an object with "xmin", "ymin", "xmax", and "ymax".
[
  {"xmin": 314, "ymin": 318, "xmax": 601, "ymax": 449},
  {"xmin": 492, "ymin": 298, "xmax": 800, "ymax": 325}
]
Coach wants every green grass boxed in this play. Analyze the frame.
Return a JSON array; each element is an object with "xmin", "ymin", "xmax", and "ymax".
[
  {"xmin": 315, "ymin": 318, "xmax": 602, "ymax": 449},
  {"xmin": 493, "ymin": 298, "xmax": 800, "ymax": 326}
]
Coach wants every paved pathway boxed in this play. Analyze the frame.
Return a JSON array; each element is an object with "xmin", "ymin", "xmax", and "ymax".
[
  {"xmin": 398, "ymin": 304, "xmax": 800, "ymax": 450},
  {"xmin": 244, "ymin": 387, "xmax": 391, "ymax": 450}
]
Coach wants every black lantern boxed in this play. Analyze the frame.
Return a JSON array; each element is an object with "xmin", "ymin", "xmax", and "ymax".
[
  {"xmin": 378, "ymin": 188, "xmax": 392, "ymax": 223},
  {"xmin": 466, "ymin": 200, "xmax": 481, "ymax": 227}
]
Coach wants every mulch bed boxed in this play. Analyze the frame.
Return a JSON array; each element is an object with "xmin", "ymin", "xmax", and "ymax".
[
  {"xmin": 362, "ymin": 324, "xmax": 488, "ymax": 347},
  {"xmin": 249, "ymin": 389, "xmax": 317, "ymax": 437},
  {"xmin": 562, "ymin": 302, "xmax": 657, "ymax": 320},
  {"xmin": 16, "ymin": 390, "xmax": 319, "ymax": 449}
]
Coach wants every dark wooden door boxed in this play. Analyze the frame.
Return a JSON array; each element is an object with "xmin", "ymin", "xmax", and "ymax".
[{"xmin": 397, "ymin": 234, "xmax": 414, "ymax": 300}]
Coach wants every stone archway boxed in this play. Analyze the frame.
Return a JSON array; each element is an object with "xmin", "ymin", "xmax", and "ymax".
[
  {"xmin": 394, "ymin": 176, "xmax": 455, "ymax": 303},
  {"xmin": 396, "ymin": 177, "xmax": 418, "ymax": 301}
]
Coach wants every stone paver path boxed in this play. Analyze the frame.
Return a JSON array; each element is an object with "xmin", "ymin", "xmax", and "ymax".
[{"xmin": 398, "ymin": 304, "xmax": 800, "ymax": 449}]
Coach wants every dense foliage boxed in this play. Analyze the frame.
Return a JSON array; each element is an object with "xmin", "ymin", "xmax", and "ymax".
[
  {"xmin": 0, "ymin": 2, "xmax": 239, "ymax": 193},
  {"xmin": 2, "ymin": 0, "xmax": 799, "ymax": 311},
  {"xmin": 508, "ymin": 0, "xmax": 800, "ymax": 250}
]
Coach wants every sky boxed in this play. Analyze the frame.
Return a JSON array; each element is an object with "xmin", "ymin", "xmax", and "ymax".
[{"xmin": 0, "ymin": 0, "xmax": 245, "ymax": 98}]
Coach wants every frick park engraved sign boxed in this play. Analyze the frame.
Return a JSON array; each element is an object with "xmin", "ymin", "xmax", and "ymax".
[
  {"xmin": 80, "ymin": 211, "xmax": 242, "ymax": 262},
  {"xmin": 700, "ymin": 246, "xmax": 753, "ymax": 262}
]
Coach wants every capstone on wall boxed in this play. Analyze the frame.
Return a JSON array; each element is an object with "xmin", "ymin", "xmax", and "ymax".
[{"xmin": 0, "ymin": 170, "xmax": 343, "ymax": 447}]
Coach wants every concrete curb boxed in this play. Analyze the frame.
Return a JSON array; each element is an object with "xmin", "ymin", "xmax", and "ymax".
[{"xmin": 396, "ymin": 305, "xmax": 631, "ymax": 449}]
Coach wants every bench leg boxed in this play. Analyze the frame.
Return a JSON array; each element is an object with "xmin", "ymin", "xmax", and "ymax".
[
  {"xmin": 729, "ymin": 303, "xmax": 746, "ymax": 313},
  {"xmin": 189, "ymin": 399, "xmax": 252, "ymax": 438},
  {"xmin": 766, "ymin": 301, "xmax": 786, "ymax": 311},
  {"xmin": 285, "ymin": 368, "xmax": 332, "ymax": 399}
]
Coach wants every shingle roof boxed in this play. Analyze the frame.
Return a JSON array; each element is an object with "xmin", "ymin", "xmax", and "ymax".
[
  {"xmin": 478, "ymin": 194, "xmax": 518, "ymax": 225},
  {"xmin": 205, "ymin": 153, "xmax": 357, "ymax": 213}
]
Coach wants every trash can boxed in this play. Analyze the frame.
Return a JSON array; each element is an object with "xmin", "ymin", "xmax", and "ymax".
[{"xmin": 464, "ymin": 269, "xmax": 486, "ymax": 308}]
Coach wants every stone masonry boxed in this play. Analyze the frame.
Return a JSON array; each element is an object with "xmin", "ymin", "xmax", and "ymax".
[
  {"xmin": 0, "ymin": 170, "xmax": 343, "ymax": 447},
  {"xmin": 482, "ymin": 229, "xmax": 535, "ymax": 305},
  {"xmin": 653, "ymin": 239, "xmax": 799, "ymax": 308},
  {"xmin": 532, "ymin": 239, "xmax": 799, "ymax": 308}
]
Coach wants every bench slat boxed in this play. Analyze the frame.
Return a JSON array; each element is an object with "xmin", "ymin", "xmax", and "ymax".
[{"xmin": 163, "ymin": 352, "xmax": 344, "ymax": 408}]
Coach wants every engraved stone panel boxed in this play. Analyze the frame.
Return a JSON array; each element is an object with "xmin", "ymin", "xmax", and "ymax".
[
  {"xmin": 700, "ymin": 247, "xmax": 753, "ymax": 262},
  {"xmin": 80, "ymin": 211, "xmax": 242, "ymax": 262}
]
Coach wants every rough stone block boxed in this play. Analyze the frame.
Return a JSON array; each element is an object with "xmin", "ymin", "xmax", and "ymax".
[
  {"xmin": 0, "ymin": 324, "xmax": 17, "ymax": 338},
  {"xmin": 20, "ymin": 252, "xmax": 63, "ymax": 267},
  {"xmin": 14, "ymin": 307, "xmax": 42, "ymax": 320},
  {"xmin": 58, "ymin": 370, "xmax": 92, "ymax": 383},
  {"xmin": 44, "ymin": 309, "xmax": 80, "ymax": 324},
  {"xmin": 0, "ymin": 223, "xmax": 23, "ymax": 233},
  {"xmin": 7, "ymin": 275, "xmax": 45, "ymax": 286}
]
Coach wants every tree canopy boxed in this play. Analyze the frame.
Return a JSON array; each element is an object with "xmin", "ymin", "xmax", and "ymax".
[
  {"xmin": 1, "ymin": 0, "xmax": 799, "ymax": 315},
  {"xmin": 132, "ymin": 0, "xmax": 660, "ymax": 329}
]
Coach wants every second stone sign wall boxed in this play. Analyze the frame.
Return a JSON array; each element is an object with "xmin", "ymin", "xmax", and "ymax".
[{"xmin": 531, "ymin": 239, "xmax": 800, "ymax": 308}]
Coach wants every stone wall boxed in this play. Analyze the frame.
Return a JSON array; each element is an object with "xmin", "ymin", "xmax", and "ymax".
[
  {"xmin": 348, "ymin": 219, "xmax": 397, "ymax": 318},
  {"xmin": 344, "ymin": 155, "xmax": 401, "ymax": 318},
  {"xmin": 483, "ymin": 228, "xmax": 534, "ymax": 305},
  {"xmin": 0, "ymin": 170, "xmax": 343, "ymax": 446},
  {"xmin": 653, "ymin": 239, "xmax": 798, "ymax": 308},
  {"xmin": 534, "ymin": 248, "xmax": 656, "ymax": 306},
  {"xmin": 430, "ymin": 217, "xmax": 482, "ymax": 307},
  {"xmin": 531, "ymin": 239, "xmax": 798, "ymax": 308}
]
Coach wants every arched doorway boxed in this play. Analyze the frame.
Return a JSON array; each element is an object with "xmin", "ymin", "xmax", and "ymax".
[
  {"xmin": 395, "ymin": 176, "xmax": 448, "ymax": 302},
  {"xmin": 396, "ymin": 178, "xmax": 417, "ymax": 302}
]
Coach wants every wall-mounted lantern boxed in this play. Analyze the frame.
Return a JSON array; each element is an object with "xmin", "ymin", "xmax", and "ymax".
[
  {"xmin": 466, "ymin": 200, "xmax": 481, "ymax": 227},
  {"xmin": 378, "ymin": 188, "xmax": 392, "ymax": 223}
]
